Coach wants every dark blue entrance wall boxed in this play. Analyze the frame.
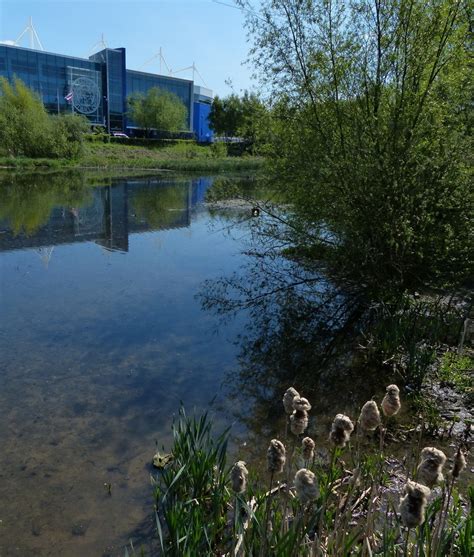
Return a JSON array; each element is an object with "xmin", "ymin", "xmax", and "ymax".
[{"xmin": 193, "ymin": 102, "xmax": 213, "ymax": 143}]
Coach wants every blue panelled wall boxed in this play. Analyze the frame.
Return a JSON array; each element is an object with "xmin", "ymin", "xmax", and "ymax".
[{"xmin": 0, "ymin": 43, "xmax": 213, "ymax": 139}]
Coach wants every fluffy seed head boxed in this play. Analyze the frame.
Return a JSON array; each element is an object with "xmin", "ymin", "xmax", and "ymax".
[
  {"xmin": 290, "ymin": 409, "xmax": 309, "ymax": 435},
  {"xmin": 452, "ymin": 449, "xmax": 466, "ymax": 479},
  {"xmin": 358, "ymin": 400, "xmax": 381, "ymax": 431},
  {"xmin": 294, "ymin": 468, "xmax": 319, "ymax": 504},
  {"xmin": 382, "ymin": 384, "xmax": 401, "ymax": 417},
  {"xmin": 292, "ymin": 396, "xmax": 311, "ymax": 412},
  {"xmin": 267, "ymin": 439, "xmax": 286, "ymax": 474},
  {"xmin": 417, "ymin": 447, "xmax": 447, "ymax": 488},
  {"xmin": 329, "ymin": 414, "xmax": 354, "ymax": 448},
  {"xmin": 400, "ymin": 480, "xmax": 431, "ymax": 528},
  {"xmin": 230, "ymin": 461, "xmax": 248, "ymax": 494},
  {"xmin": 283, "ymin": 387, "xmax": 299, "ymax": 415},
  {"xmin": 302, "ymin": 437, "xmax": 315, "ymax": 461}
]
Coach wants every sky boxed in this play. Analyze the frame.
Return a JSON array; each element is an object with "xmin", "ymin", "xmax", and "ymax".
[{"xmin": 0, "ymin": 0, "xmax": 256, "ymax": 96}]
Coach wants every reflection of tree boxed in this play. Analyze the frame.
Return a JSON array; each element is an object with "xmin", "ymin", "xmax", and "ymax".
[
  {"xmin": 0, "ymin": 171, "xmax": 92, "ymax": 235},
  {"xmin": 200, "ymin": 213, "xmax": 391, "ymax": 444},
  {"xmin": 131, "ymin": 181, "xmax": 189, "ymax": 229}
]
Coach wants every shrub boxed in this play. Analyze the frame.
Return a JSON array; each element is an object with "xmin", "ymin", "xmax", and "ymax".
[{"xmin": 0, "ymin": 77, "xmax": 88, "ymax": 159}]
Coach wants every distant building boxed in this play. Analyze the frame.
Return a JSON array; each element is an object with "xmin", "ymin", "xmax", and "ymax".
[{"xmin": 0, "ymin": 43, "xmax": 213, "ymax": 140}]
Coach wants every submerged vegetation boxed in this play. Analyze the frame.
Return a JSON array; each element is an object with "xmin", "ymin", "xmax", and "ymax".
[{"xmin": 147, "ymin": 393, "xmax": 472, "ymax": 556}]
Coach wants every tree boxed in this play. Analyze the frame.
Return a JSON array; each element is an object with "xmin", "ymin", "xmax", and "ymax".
[
  {"xmin": 0, "ymin": 77, "xmax": 88, "ymax": 158},
  {"xmin": 239, "ymin": 0, "xmax": 472, "ymax": 297},
  {"xmin": 127, "ymin": 87, "xmax": 187, "ymax": 136},
  {"xmin": 209, "ymin": 91, "xmax": 268, "ymax": 150}
]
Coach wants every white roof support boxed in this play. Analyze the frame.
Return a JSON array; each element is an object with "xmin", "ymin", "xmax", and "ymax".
[{"xmin": 15, "ymin": 17, "xmax": 44, "ymax": 50}]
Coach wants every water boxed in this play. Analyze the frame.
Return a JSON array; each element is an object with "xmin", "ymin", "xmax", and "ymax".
[
  {"xmin": 0, "ymin": 171, "xmax": 253, "ymax": 556},
  {"xmin": 0, "ymin": 170, "xmax": 434, "ymax": 556}
]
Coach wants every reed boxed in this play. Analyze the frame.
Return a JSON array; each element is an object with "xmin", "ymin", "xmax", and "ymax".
[{"xmin": 148, "ymin": 393, "xmax": 471, "ymax": 556}]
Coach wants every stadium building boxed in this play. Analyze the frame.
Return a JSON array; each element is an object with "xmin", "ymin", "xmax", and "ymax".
[{"xmin": 0, "ymin": 43, "xmax": 214, "ymax": 142}]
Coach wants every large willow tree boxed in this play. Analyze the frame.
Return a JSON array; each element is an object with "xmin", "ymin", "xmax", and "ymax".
[{"xmin": 240, "ymin": 0, "xmax": 472, "ymax": 297}]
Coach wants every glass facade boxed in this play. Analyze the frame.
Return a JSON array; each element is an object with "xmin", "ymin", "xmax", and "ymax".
[
  {"xmin": 90, "ymin": 48, "xmax": 126, "ymax": 131},
  {"xmin": 0, "ymin": 44, "xmax": 196, "ymax": 133},
  {"xmin": 126, "ymin": 70, "xmax": 193, "ymax": 130},
  {"xmin": 0, "ymin": 44, "xmax": 104, "ymax": 124}
]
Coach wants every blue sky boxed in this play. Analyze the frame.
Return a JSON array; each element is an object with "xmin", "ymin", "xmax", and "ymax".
[{"xmin": 0, "ymin": 0, "xmax": 256, "ymax": 96}]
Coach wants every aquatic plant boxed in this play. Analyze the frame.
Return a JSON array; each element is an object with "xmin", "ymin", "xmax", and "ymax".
[
  {"xmin": 329, "ymin": 413, "xmax": 354, "ymax": 448},
  {"xmin": 358, "ymin": 400, "xmax": 382, "ymax": 431},
  {"xmin": 267, "ymin": 439, "xmax": 286, "ymax": 474},
  {"xmin": 230, "ymin": 460, "xmax": 248, "ymax": 494},
  {"xmin": 400, "ymin": 480, "xmax": 431, "ymax": 528},
  {"xmin": 381, "ymin": 384, "xmax": 401, "ymax": 417},
  {"xmin": 148, "ymin": 388, "xmax": 472, "ymax": 556},
  {"xmin": 283, "ymin": 386, "xmax": 299, "ymax": 415}
]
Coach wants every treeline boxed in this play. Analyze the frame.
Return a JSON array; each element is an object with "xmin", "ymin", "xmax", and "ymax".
[{"xmin": 0, "ymin": 78, "xmax": 89, "ymax": 159}]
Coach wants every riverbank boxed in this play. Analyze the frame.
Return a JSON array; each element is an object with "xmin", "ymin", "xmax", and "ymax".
[{"xmin": 0, "ymin": 141, "xmax": 265, "ymax": 172}]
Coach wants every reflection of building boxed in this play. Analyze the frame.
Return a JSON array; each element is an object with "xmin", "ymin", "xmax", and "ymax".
[
  {"xmin": 0, "ymin": 43, "xmax": 213, "ymax": 140},
  {"xmin": 0, "ymin": 178, "xmax": 213, "ymax": 254}
]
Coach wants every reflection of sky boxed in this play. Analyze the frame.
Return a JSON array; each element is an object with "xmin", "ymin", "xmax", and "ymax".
[{"xmin": 0, "ymin": 175, "xmax": 249, "ymax": 556}]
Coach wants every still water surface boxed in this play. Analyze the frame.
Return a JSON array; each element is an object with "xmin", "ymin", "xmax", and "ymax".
[{"xmin": 0, "ymin": 172, "xmax": 252, "ymax": 556}]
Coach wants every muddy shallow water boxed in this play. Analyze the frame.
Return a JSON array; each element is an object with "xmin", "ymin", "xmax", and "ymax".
[{"xmin": 0, "ymin": 172, "xmax": 251, "ymax": 556}]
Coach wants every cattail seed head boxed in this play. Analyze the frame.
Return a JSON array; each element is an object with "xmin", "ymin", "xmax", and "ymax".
[
  {"xmin": 294, "ymin": 468, "xmax": 319, "ymax": 504},
  {"xmin": 292, "ymin": 396, "xmax": 311, "ymax": 412},
  {"xmin": 400, "ymin": 480, "xmax": 431, "ymax": 528},
  {"xmin": 302, "ymin": 437, "xmax": 315, "ymax": 461},
  {"xmin": 283, "ymin": 387, "xmax": 299, "ymax": 415},
  {"xmin": 358, "ymin": 400, "xmax": 381, "ymax": 431},
  {"xmin": 290, "ymin": 409, "xmax": 309, "ymax": 435},
  {"xmin": 329, "ymin": 414, "xmax": 354, "ymax": 448},
  {"xmin": 267, "ymin": 439, "xmax": 286, "ymax": 474},
  {"xmin": 452, "ymin": 449, "xmax": 466, "ymax": 479},
  {"xmin": 381, "ymin": 384, "xmax": 401, "ymax": 417},
  {"xmin": 417, "ymin": 447, "xmax": 447, "ymax": 488},
  {"xmin": 230, "ymin": 461, "xmax": 248, "ymax": 494}
]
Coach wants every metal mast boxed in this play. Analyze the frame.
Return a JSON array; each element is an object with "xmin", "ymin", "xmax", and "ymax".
[
  {"xmin": 15, "ymin": 17, "xmax": 44, "ymax": 50},
  {"xmin": 170, "ymin": 62, "xmax": 208, "ymax": 87},
  {"xmin": 139, "ymin": 47, "xmax": 172, "ymax": 75},
  {"xmin": 87, "ymin": 33, "xmax": 108, "ymax": 57}
]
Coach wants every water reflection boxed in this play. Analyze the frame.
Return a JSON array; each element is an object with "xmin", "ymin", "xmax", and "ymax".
[
  {"xmin": 0, "ymin": 171, "xmax": 252, "ymax": 557},
  {"xmin": 199, "ymin": 206, "xmax": 396, "ymax": 457},
  {"xmin": 0, "ymin": 172, "xmax": 213, "ymax": 254}
]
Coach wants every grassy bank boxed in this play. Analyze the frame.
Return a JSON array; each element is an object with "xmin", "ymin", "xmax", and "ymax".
[{"xmin": 0, "ymin": 141, "xmax": 264, "ymax": 172}]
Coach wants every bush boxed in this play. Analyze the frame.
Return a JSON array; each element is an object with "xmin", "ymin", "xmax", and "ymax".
[
  {"xmin": 210, "ymin": 141, "xmax": 228, "ymax": 158},
  {"xmin": 0, "ymin": 77, "xmax": 88, "ymax": 159},
  {"xmin": 50, "ymin": 114, "xmax": 89, "ymax": 158},
  {"xmin": 0, "ymin": 77, "xmax": 53, "ymax": 157}
]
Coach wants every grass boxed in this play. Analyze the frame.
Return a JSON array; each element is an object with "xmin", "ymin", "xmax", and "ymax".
[
  {"xmin": 141, "ymin": 395, "xmax": 472, "ymax": 557},
  {"xmin": 0, "ymin": 141, "xmax": 265, "ymax": 172},
  {"xmin": 438, "ymin": 351, "xmax": 474, "ymax": 395}
]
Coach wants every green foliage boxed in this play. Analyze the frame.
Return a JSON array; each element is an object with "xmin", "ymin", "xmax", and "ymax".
[
  {"xmin": 49, "ymin": 113, "xmax": 90, "ymax": 158},
  {"xmin": 151, "ymin": 409, "xmax": 472, "ymax": 556},
  {"xmin": 152, "ymin": 409, "xmax": 230, "ymax": 556},
  {"xmin": 127, "ymin": 87, "xmax": 187, "ymax": 135},
  {"xmin": 209, "ymin": 91, "xmax": 268, "ymax": 150},
  {"xmin": 439, "ymin": 351, "xmax": 474, "ymax": 394},
  {"xmin": 79, "ymin": 142, "xmax": 263, "ymax": 172},
  {"xmin": 241, "ymin": 0, "xmax": 473, "ymax": 297},
  {"xmin": 0, "ymin": 77, "xmax": 88, "ymax": 159}
]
